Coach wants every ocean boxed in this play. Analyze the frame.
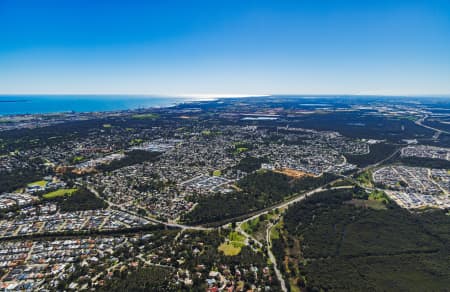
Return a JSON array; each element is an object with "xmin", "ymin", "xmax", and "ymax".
[{"xmin": 0, "ymin": 95, "xmax": 188, "ymax": 116}]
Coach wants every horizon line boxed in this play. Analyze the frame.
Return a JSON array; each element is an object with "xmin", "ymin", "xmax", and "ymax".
[{"xmin": 1, "ymin": 93, "xmax": 450, "ymax": 98}]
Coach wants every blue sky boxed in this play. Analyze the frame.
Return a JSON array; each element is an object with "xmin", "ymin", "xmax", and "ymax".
[{"xmin": 1, "ymin": 0, "xmax": 449, "ymax": 96}]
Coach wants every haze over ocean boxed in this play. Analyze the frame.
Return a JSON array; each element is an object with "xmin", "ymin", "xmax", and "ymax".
[{"xmin": 0, "ymin": 95, "xmax": 186, "ymax": 115}]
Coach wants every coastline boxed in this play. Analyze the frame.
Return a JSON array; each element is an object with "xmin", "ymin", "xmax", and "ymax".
[{"xmin": 0, "ymin": 95, "xmax": 205, "ymax": 117}]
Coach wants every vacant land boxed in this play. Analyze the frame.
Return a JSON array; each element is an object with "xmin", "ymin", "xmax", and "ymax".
[{"xmin": 274, "ymin": 168, "xmax": 314, "ymax": 179}]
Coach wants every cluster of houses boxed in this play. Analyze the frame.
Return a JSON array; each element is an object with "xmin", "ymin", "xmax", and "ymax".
[
  {"xmin": 14, "ymin": 203, "xmax": 58, "ymax": 218},
  {"xmin": 401, "ymin": 145, "xmax": 450, "ymax": 161},
  {"xmin": 85, "ymin": 130, "xmax": 246, "ymax": 220},
  {"xmin": 373, "ymin": 165, "xmax": 450, "ymax": 209},
  {"xmin": 373, "ymin": 166, "xmax": 441, "ymax": 194},
  {"xmin": 0, "ymin": 236, "xmax": 130, "ymax": 291},
  {"xmin": 0, "ymin": 154, "xmax": 31, "ymax": 174},
  {"xmin": 24, "ymin": 177, "xmax": 66, "ymax": 194},
  {"xmin": 81, "ymin": 125, "xmax": 371, "ymax": 221},
  {"xmin": 181, "ymin": 175, "xmax": 232, "ymax": 194},
  {"xmin": 0, "ymin": 209, "xmax": 150, "ymax": 238},
  {"xmin": 0, "ymin": 111, "xmax": 114, "ymax": 132},
  {"xmin": 0, "ymin": 177, "xmax": 66, "ymax": 212},
  {"xmin": 0, "ymin": 193, "xmax": 37, "ymax": 211},
  {"xmin": 73, "ymin": 153, "xmax": 125, "ymax": 172},
  {"xmin": 265, "ymin": 127, "xmax": 367, "ymax": 175},
  {"xmin": 169, "ymin": 232, "xmax": 278, "ymax": 291},
  {"xmin": 130, "ymin": 139, "xmax": 181, "ymax": 152}
]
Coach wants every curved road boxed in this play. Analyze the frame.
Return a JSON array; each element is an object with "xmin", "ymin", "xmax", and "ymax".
[{"xmin": 415, "ymin": 114, "xmax": 450, "ymax": 137}]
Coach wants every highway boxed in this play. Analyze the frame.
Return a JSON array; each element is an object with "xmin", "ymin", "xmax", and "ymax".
[{"xmin": 415, "ymin": 114, "xmax": 450, "ymax": 138}]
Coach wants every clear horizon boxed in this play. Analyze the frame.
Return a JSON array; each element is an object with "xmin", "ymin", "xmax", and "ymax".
[
  {"xmin": 1, "ymin": 0, "xmax": 450, "ymax": 95},
  {"xmin": 2, "ymin": 93, "xmax": 450, "ymax": 99}
]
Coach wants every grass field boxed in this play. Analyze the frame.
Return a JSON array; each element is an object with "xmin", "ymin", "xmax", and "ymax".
[
  {"xmin": 212, "ymin": 170, "xmax": 222, "ymax": 176},
  {"xmin": 218, "ymin": 231, "xmax": 246, "ymax": 256},
  {"xmin": 218, "ymin": 242, "xmax": 243, "ymax": 256},
  {"xmin": 131, "ymin": 113, "xmax": 160, "ymax": 120},
  {"xmin": 43, "ymin": 188, "xmax": 77, "ymax": 199},
  {"xmin": 28, "ymin": 180, "xmax": 47, "ymax": 187}
]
